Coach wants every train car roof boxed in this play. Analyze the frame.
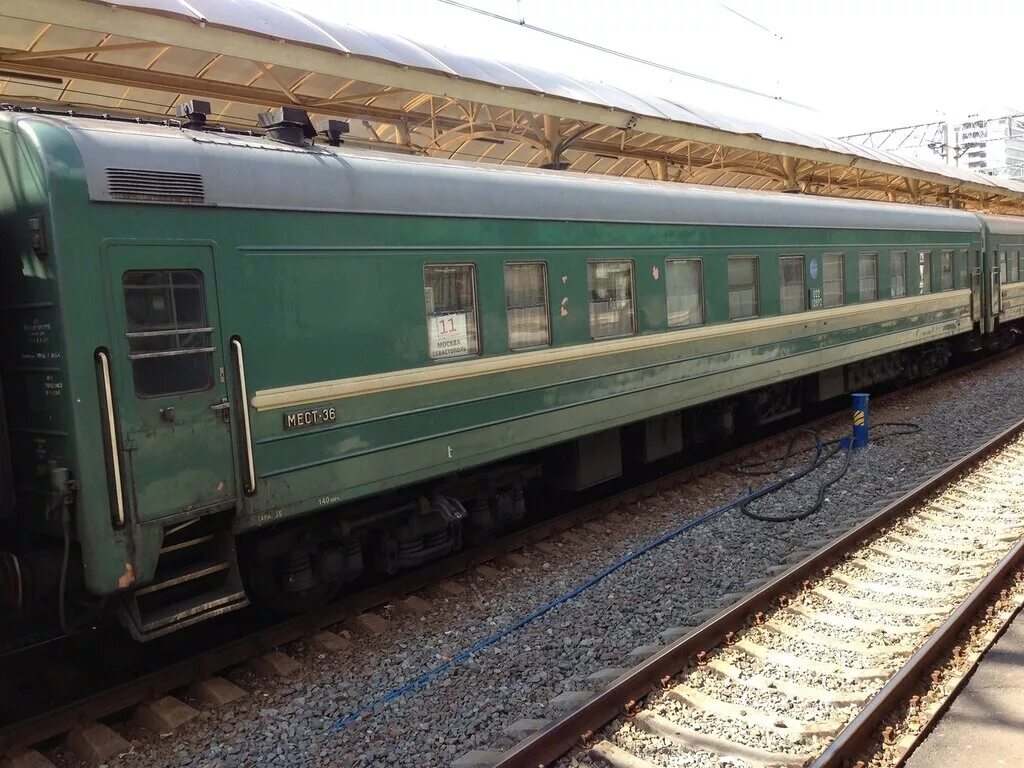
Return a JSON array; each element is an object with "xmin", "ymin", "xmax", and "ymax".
[
  {"xmin": 978, "ymin": 213, "xmax": 1024, "ymax": 236},
  {"xmin": 9, "ymin": 113, "xmax": 985, "ymax": 233}
]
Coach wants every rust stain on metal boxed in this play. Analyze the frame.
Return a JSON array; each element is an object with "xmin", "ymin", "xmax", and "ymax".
[{"xmin": 117, "ymin": 562, "xmax": 135, "ymax": 589}]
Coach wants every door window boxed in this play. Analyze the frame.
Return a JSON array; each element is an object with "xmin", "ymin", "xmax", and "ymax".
[{"xmin": 122, "ymin": 270, "xmax": 214, "ymax": 397}]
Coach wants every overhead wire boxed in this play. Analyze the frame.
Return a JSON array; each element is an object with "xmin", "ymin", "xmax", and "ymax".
[{"xmin": 431, "ymin": 0, "xmax": 809, "ymax": 107}]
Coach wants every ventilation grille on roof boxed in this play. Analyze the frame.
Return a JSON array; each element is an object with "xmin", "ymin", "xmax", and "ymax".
[{"xmin": 106, "ymin": 168, "xmax": 205, "ymax": 204}]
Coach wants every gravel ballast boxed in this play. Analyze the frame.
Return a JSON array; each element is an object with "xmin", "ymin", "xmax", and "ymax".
[{"xmin": 96, "ymin": 351, "xmax": 1024, "ymax": 768}]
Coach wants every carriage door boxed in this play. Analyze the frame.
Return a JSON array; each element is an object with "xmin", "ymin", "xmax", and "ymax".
[
  {"xmin": 102, "ymin": 244, "xmax": 236, "ymax": 523},
  {"xmin": 971, "ymin": 262, "xmax": 982, "ymax": 322},
  {"xmin": 990, "ymin": 250, "xmax": 1003, "ymax": 333}
]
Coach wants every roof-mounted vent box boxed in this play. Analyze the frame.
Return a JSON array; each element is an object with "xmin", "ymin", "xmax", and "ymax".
[
  {"xmin": 314, "ymin": 118, "xmax": 350, "ymax": 146},
  {"xmin": 175, "ymin": 99, "xmax": 211, "ymax": 130},
  {"xmin": 258, "ymin": 107, "xmax": 315, "ymax": 147}
]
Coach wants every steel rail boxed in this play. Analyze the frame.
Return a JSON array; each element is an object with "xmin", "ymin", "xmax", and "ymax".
[
  {"xmin": 493, "ymin": 414, "xmax": 1024, "ymax": 768},
  {"xmin": 811, "ymin": 531, "xmax": 1024, "ymax": 766},
  {"xmin": 870, "ymin": 574, "xmax": 1024, "ymax": 767}
]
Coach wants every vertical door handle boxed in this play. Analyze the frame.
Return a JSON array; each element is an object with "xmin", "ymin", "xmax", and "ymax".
[
  {"xmin": 231, "ymin": 338, "xmax": 256, "ymax": 495},
  {"xmin": 96, "ymin": 350, "xmax": 126, "ymax": 526}
]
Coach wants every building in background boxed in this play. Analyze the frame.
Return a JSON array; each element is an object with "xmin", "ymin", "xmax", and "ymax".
[
  {"xmin": 842, "ymin": 114, "xmax": 1024, "ymax": 181},
  {"xmin": 957, "ymin": 116, "xmax": 1024, "ymax": 179}
]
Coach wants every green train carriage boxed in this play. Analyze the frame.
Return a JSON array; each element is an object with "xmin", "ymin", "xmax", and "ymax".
[
  {"xmin": 985, "ymin": 215, "xmax": 1024, "ymax": 327},
  {"xmin": 0, "ymin": 109, "xmax": 1013, "ymax": 640}
]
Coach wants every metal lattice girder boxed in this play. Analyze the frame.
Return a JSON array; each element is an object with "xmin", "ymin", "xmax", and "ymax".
[{"xmin": 2, "ymin": 0, "xmax": 1024, "ymax": 214}]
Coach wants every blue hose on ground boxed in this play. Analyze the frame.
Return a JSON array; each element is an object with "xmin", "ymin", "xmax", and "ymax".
[{"xmin": 330, "ymin": 437, "xmax": 831, "ymax": 731}]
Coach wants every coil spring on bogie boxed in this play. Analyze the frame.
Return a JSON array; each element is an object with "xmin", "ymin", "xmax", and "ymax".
[
  {"xmin": 424, "ymin": 531, "xmax": 449, "ymax": 548},
  {"xmin": 398, "ymin": 540, "xmax": 424, "ymax": 555}
]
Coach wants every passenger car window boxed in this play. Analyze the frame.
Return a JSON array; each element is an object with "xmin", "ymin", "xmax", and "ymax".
[
  {"xmin": 122, "ymin": 270, "xmax": 214, "ymax": 397},
  {"xmin": 941, "ymin": 250, "xmax": 954, "ymax": 290},
  {"xmin": 504, "ymin": 262, "xmax": 550, "ymax": 350},
  {"xmin": 665, "ymin": 259, "xmax": 704, "ymax": 327},
  {"xmin": 778, "ymin": 255, "xmax": 805, "ymax": 315},
  {"xmin": 424, "ymin": 264, "xmax": 480, "ymax": 359},
  {"xmin": 1011, "ymin": 251, "xmax": 1021, "ymax": 283},
  {"xmin": 918, "ymin": 251, "xmax": 932, "ymax": 294},
  {"xmin": 999, "ymin": 251, "xmax": 1008, "ymax": 282},
  {"xmin": 891, "ymin": 251, "xmax": 908, "ymax": 298},
  {"xmin": 587, "ymin": 261, "xmax": 635, "ymax": 338},
  {"xmin": 727, "ymin": 256, "xmax": 758, "ymax": 320},
  {"xmin": 822, "ymin": 253, "xmax": 844, "ymax": 308},
  {"xmin": 858, "ymin": 253, "xmax": 878, "ymax": 302}
]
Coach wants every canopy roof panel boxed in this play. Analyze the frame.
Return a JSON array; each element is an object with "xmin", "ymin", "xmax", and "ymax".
[{"xmin": 2, "ymin": 0, "xmax": 1023, "ymax": 214}]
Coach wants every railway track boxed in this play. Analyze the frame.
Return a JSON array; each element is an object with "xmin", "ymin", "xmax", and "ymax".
[
  {"xmin": 1, "ymin": 348, "xmax": 1022, "ymax": 764},
  {"xmin": 491, "ymin": 414, "xmax": 1024, "ymax": 768}
]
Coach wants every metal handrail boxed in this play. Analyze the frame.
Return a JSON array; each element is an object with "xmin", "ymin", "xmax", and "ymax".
[
  {"xmin": 127, "ymin": 347, "xmax": 215, "ymax": 361},
  {"xmin": 125, "ymin": 326, "xmax": 213, "ymax": 339},
  {"xmin": 96, "ymin": 350, "xmax": 126, "ymax": 527},
  {"xmin": 231, "ymin": 338, "xmax": 256, "ymax": 495}
]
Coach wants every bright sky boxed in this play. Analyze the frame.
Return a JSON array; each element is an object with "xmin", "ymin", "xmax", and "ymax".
[{"xmin": 280, "ymin": 0, "xmax": 1020, "ymax": 139}]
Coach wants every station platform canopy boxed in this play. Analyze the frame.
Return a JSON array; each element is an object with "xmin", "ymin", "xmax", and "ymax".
[{"xmin": 3, "ymin": 0, "xmax": 1024, "ymax": 214}]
